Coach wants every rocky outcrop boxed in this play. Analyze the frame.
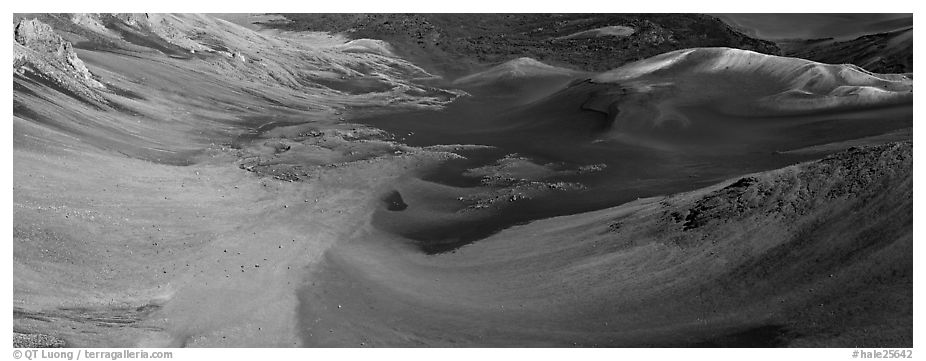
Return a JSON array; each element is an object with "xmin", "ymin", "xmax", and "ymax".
[
  {"xmin": 112, "ymin": 13, "xmax": 209, "ymax": 53},
  {"xmin": 13, "ymin": 18, "xmax": 107, "ymax": 105},
  {"xmin": 15, "ymin": 18, "xmax": 101, "ymax": 86}
]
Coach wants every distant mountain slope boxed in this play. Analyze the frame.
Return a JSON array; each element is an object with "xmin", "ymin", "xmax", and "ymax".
[
  {"xmin": 779, "ymin": 27, "xmax": 912, "ymax": 74},
  {"xmin": 352, "ymin": 48, "xmax": 912, "ymax": 258},
  {"xmin": 492, "ymin": 48, "xmax": 911, "ymax": 141},
  {"xmin": 711, "ymin": 13, "xmax": 912, "ymax": 41},
  {"xmin": 450, "ymin": 57, "xmax": 585, "ymax": 102},
  {"xmin": 453, "ymin": 57, "xmax": 582, "ymax": 86},
  {"xmin": 587, "ymin": 47, "xmax": 912, "ymax": 119},
  {"xmin": 259, "ymin": 13, "xmax": 781, "ymax": 78}
]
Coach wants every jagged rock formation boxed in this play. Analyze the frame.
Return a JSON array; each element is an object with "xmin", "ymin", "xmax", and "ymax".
[
  {"xmin": 13, "ymin": 18, "xmax": 107, "ymax": 105},
  {"xmin": 16, "ymin": 18, "xmax": 94, "ymax": 80}
]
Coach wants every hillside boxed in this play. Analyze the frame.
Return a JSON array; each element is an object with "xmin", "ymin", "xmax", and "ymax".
[
  {"xmin": 303, "ymin": 142, "xmax": 912, "ymax": 347},
  {"xmin": 259, "ymin": 13, "xmax": 781, "ymax": 78},
  {"xmin": 780, "ymin": 27, "xmax": 913, "ymax": 74}
]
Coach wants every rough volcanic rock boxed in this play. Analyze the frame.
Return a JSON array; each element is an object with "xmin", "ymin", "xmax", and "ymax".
[
  {"xmin": 13, "ymin": 18, "xmax": 107, "ymax": 105},
  {"xmin": 13, "ymin": 332, "xmax": 67, "ymax": 348},
  {"xmin": 15, "ymin": 18, "xmax": 101, "ymax": 86}
]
